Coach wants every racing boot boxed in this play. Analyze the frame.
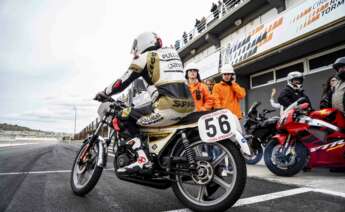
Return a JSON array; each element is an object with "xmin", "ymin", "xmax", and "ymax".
[{"xmin": 117, "ymin": 137, "xmax": 150, "ymax": 173}]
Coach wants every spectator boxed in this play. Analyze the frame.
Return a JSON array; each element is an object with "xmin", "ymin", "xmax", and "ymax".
[
  {"xmin": 204, "ymin": 79, "xmax": 215, "ymax": 93},
  {"xmin": 189, "ymin": 33, "xmax": 193, "ymax": 40},
  {"xmin": 185, "ymin": 63, "xmax": 213, "ymax": 111},
  {"xmin": 200, "ymin": 16, "xmax": 206, "ymax": 32},
  {"xmin": 213, "ymin": 64, "xmax": 246, "ymax": 118},
  {"xmin": 210, "ymin": 2, "xmax": 219, "ymax": 19},
  {"xmin": 182, "ymin": 31, "xmax": 188, "ymax": 44},
  {"xmin": 270, "ymin": 88, "xmax": 283, "ymax": 115},
  {"xmin": 320, "ymin": 75, "xmax": 337, "ymax": 109},
  {"xmin": 320, "ymin": 57, "xmax": 345, "ymax": 112},
  {"xmin": 195, "ymin": 18, "xmax": 202, "ymax": 33},
  {"xmin": 278, "ymin": 71, "xmax": 311, "ymax": 109},
  {"xmin": 218, "ymin": 0, "xmax": 225, "ymax": 15},
  {"xmin": 174, "ymin": 40, "xmax": 180, "ymax": 50}
]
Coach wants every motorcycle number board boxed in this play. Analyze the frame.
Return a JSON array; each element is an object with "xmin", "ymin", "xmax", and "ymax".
[{"xmin": 198, "ymin": 109, "xmax": 237, "ymax": 143}]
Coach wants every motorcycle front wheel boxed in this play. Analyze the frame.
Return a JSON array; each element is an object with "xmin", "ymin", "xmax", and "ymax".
[
  {"xmin": 264, "ymin": 139, "xmax": 308, "ymax": 177},
  {"xmin": 70, "ymin": 141, "xmax": 103, "ymax": 196},
  {"xmin": 244, "ymin": 145, "xmax": 263, "ymax": 165},
  {"xmin": 172, "ymin": 139, "xmax": 246, "ymax": 212}
]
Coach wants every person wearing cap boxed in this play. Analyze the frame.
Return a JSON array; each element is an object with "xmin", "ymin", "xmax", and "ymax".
[
  {"xmin": 320, "ymin": 57, "xmax": 345, "ymax": 112},
  {"xmin": 185, "ymin": 62, "xmax": 214, "ymax": 111},
  {"xmin": 213, "ymin": 64, "xmax": 246, "ymax": 118}
]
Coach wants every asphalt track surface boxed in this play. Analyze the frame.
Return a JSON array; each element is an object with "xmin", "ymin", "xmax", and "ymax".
[{"xmin": 0, "ymin": 143, "xmax": 344, "ymax": 212}]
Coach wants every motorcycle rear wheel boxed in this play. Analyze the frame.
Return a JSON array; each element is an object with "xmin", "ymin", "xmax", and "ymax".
[{"xmin": 172, "ymin": 138, "xmax": 246, "ymax": 212}]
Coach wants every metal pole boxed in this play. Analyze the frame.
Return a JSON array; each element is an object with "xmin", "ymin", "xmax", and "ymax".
[{"xmin": 73, "ymin": 105, "xmax": 77, "ymax": 139}]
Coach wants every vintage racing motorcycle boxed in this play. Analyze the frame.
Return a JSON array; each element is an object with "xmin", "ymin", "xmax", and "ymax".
[{"xmin": 70, "ymin": 80, "xmax": 251, "ymax": 212}]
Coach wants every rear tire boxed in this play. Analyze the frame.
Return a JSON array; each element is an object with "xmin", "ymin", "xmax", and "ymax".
[
  {"xmin": 172, "ymin": 139, "xmax": 246, "ymax": 212},
  {"xmin": 264, "ymin": 139, "xmax": 307, "ymax": 177},
  {"xmin": 71, "ymin": 142, "xmax": 103, "ymax": 196}
]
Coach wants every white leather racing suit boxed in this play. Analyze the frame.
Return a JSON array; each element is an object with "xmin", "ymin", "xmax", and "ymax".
[{"xmin": 105, "ymin": 47, "xmax": 195, "ymax": 127}]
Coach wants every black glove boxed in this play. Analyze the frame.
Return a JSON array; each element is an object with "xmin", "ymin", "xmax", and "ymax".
[{"xmin": 94, "ymin": 91, "xmax": 109, "ymax": 102}]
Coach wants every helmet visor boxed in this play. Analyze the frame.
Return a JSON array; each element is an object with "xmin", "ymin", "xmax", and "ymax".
[
  {"xmin": 292, "ymin": 77, "xmax": 303, "ymax": 84},
  {"xmin": 130, "ymin": 39, "xmax": 138, "ymax": 54}
]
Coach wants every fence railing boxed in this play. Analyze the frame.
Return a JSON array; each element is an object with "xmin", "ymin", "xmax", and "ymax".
[{"xmin": 174, "ymin": 0, "xmax": 245, "ymax": 50}]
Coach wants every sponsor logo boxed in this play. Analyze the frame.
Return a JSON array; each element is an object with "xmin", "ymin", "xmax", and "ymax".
[
  {"xmin": 172, "ymin": 100, "xmax": 194, "ymax": 108},
  {"xmin": 310, "ymin": 139, "xmax": 345, "ymax": 152},
  {"xmin": 138, "ymin": 113, "xmax": 164, "ymax": 125},
  {"xmin": 137, "ymin": 156, "xmax": 147, "ymax": 164}
]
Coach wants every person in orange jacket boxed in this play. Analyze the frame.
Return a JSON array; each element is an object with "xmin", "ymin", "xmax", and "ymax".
[
  {"xmin": 213, "ymin": 64, "xmax": 246, "ymax": 118},
  {"xmin": 185, "ymin": 62, "xmax": 214, "ymax": 111}
]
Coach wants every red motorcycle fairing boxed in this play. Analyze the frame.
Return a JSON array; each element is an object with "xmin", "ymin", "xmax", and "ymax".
[
  {"xmin": 310, "ymin": 108, "xmax": 345, "ymax": 129},
  {"xmin": 305, "ymin": 137, "xmax": 345, "ymax": 168},
  {"xmin": 272, "ymin": 134, "xmax": 287, "ymax": 145}
]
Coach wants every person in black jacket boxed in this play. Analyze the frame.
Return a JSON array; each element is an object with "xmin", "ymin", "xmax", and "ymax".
[{"xmin": 278, "ymin": 71, "xmax": 311, "ymax": 109}]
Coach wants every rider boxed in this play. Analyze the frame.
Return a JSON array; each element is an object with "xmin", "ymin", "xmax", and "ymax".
[
  {"xmin": 320, "ymin": 57, "xmax": 345, "ymax": 112},
  {"xmin": 95, "ymin": 32, "xmax": 195, "ymax": 173},
  {"xmin": 185, "ymin": 62, "xmax": 214, "ymax": 111},
  {"xmin": 278, "ymin": 71, "xmax": 311, "ymax": 109}
]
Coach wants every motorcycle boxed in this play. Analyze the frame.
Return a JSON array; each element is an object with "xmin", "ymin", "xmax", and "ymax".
[
  {"xmin": 243, "ymin": 102, "xmax": 279, "ymax": 164},
  {"xmin": 70, "ymin": 84, "xmax": 251, "ymax": 211},
  {"xmin": 264, "ymin": 98, "xmax": 345, "ymax": 176}
]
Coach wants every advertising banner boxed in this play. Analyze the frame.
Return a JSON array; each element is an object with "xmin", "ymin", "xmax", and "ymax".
[{"xmin": 221, "ymin": 0, "xmax": 345, "ymax": 66}]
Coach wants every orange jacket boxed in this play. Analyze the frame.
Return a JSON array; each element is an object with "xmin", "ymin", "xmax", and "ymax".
[
  {"xmin": 188, "ymin": 82, "xmax": 214, "ymax": 111},
  {"xmin": 212, "ymin": 81, "xmax": 246, "ymax": 118}
]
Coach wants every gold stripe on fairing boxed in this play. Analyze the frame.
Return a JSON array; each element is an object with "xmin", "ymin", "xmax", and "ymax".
[
  {"xmin": 155, "ymin": 96, "xmax": 195, "ymax": 113},
  {"xmin": 147, "ymin": 52, "xmax": 160, "ymax": 83},
  {"xmin": 142, "ymin": 123, "xmax": 198, "ymax": 155},
  {"xmin": 155, "ymin": 80, "xmax": 186, "ymax": 87},
  {"xmin": 129, "ymin": 64, "xmax": 143, "ymax": 73}
]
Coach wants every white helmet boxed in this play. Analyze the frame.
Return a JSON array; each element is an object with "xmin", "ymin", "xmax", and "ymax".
[
  {"xmin": 184, "ymin": 62, "xmax": 199, "ymax": 72},
  {"xmin": 287, "ymin": 71, "xmax": 304, "ymax": 90},
  {"xmin": 220, "ymin": 64, "xmax": 235, "ymax": 74},
  {"xmin": 131, "ymin": 32, "xmax": 162, "ymax": 54},
  {"xmin": 184, "ymin": 62, "xmax": 201, "ymax": 80}
]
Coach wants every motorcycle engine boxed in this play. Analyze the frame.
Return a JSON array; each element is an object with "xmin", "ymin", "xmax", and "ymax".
[{"xmin": 114, "ymin": 153, "xmax": 130, "ymax": 168}]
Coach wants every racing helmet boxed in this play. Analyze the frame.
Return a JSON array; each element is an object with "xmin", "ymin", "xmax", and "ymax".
[
  {"xmin": 131, "ymin": 32, "xmax": 162, "ymax": 54},
  {"xmin": 333, "ymin": 57, "xmax": 345, "ymax": 71},
  {"xmin": 287, "ymin": 71, "xmax": 304, "ymax": 90}
]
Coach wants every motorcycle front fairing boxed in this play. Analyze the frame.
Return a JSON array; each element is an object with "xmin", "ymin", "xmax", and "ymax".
[{"xmin": 198, "ymin": 109, "xmax": 251, "ymax": 155}]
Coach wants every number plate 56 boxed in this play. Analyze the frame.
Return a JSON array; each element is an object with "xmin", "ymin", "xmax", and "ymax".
[{"xmin": 198, "ymin": 109, "xmax": 238, "ymax": 142}]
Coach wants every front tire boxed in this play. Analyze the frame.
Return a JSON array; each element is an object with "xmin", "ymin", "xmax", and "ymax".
[
  {"xmin": 172, "ymin": 139, "xmax": 246, "ymax": 212},
  {"xmin": 244, "ymin": 145, "xmax": 263, "ymax": 165},
  {"xmin": 71, "ymin": 142, "xmax": 103, "ymax": 196},
  {"xmin": 264, "ymin": 139, "xmax": 308, "ymax": 177}
]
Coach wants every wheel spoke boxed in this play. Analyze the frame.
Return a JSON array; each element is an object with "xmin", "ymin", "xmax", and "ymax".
[
  {"xmin": 213, "ymin": 176, "xmax": 231, "ymax": 190},
  {"xmin": 211, "ymin": 151, "xmax": 226, "ymax": 167},
  {"xmin": 196, "ymin": 185, "xmax": 207, "ymax": 201}
]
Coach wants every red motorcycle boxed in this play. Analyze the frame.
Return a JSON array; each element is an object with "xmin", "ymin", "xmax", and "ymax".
[{"xmin": 264, "ymin": 98, "xmax": 345, "ymax": 176}]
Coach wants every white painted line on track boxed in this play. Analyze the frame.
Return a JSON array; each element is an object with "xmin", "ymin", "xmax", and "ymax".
[
  {"xmin": 0, "ymin": 143, "xmax": 37, "ymax": 147},
  {"xmin": 163, "ymin": 187, "xmax": 345, "ymax": 212},
  {"xmin": 233, "ymin": 187, "xmax": 312, "ymax": 207},
  {"xmin": 0, "ymin": 168, "xmax": 115, "ymax": 176}
]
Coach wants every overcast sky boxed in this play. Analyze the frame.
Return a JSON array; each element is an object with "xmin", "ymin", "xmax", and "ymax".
[{"xmin": 0, "ymin": 0, "xmax": 216, "ymax": 133}]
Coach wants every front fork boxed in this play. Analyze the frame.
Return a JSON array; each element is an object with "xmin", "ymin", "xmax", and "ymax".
[
  {"xmin": 80, "ymin": 120, "xmax": 113, "ymax": 168},
  {"xmin": 279, "ymin": 134, "xmax": 295, "ymax": 156}
]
